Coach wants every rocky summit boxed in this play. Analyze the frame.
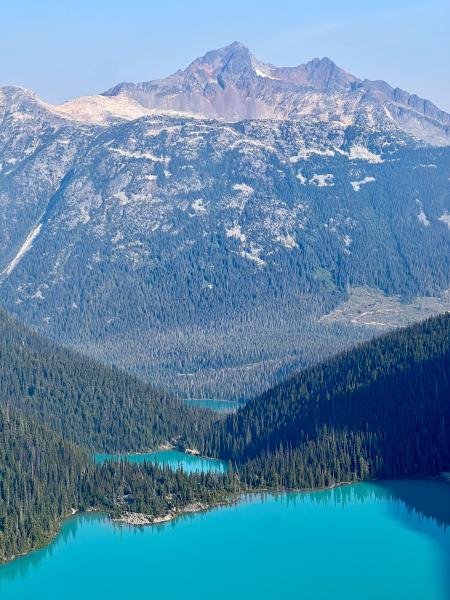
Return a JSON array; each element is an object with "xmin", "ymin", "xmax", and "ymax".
[{"xmin": 102, "ymin": 42, "xmax": 450, "ymax": 146}]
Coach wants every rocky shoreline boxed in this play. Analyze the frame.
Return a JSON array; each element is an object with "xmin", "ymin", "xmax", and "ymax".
[
  {"xmin": 112, "ymin": 501, "xmax": 216, "ymax": 526},
  {"xmin": 112, "ymin": 472, "xmax": 450, "ymax": 529}
]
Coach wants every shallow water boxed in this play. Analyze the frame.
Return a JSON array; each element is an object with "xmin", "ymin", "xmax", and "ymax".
[{"xmin": 2, "ymin": 480, "xmax": 450, "ymax": 599}]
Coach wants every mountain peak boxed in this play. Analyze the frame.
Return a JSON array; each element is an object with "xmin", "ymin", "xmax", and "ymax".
[
  {"xmin": 308, "ymin": 56, "xmax": 336, "ymax": 67},
  {"xmin": 186, "ymin": 41, "xmax": 254, "ymax": 75},
  {"xmin": 301, "ymin": 56, "xmax": 359, "ymax": 90},
  {"xmin": 225, "ymin": 40, "xmax": 250, "ymax": 52},
  {"xmin": 99, "ymin": 44, "xmax": 450, "ymax": 145}
]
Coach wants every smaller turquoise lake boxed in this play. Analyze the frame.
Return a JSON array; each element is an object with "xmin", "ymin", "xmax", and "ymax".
[
  {"xmin": 184, "ymin": 398, "xmax": 245, "ymax": 412},
  {"xmin": 94, "ymin": 449, "xmax": 227, "ymax": 474}
]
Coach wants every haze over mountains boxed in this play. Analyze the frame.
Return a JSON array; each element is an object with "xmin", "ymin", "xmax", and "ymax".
[{"xmin": 0, "ymin": 43, "xmax": 449, "ymax": 398}]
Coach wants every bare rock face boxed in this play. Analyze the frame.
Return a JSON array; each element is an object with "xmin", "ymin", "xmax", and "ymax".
[{"xmin": 103, "ymin": 42, "xmax": 450, "ymax": 146}]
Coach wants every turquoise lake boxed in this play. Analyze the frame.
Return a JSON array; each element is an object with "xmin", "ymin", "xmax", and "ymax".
[
  {"xmin": 2, "ymin": 480, "xmax": 450, "ymax": 599},
  {"xmin": 94, "ymin": 449, "xmax": 227, "ymax": 473},
  {"xmin": 184, "ymin": 398, "xmax": 245, "ymax": 412}
]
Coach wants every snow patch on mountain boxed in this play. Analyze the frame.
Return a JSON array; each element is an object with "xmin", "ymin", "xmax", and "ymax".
[
  {"xmin": 226, "ymin": 224, "xmax": 246, "ymax": 242},
  {"xmin": 417, "ymin": 209, "xmax": 430, "ymax": 226},
  {"xmin": 343, "ymin": 234, "xmax": 352, "ymax": 247},
  {"xmin": 191, "ymin": 199, "xmax": 207, "ymax": 215},
  {"xmin": 232, "ymin": 183, "xmax": 253, "ymax": 195},
  {"xmin": 1, "ymin": 223, "xmax": 42, "ymax": 276},
  {"xmin": 348, "ymin": 145, "xmax": 383, "ymax": 163},
  {"xmin": 310, "ymin": 173, "xmax": 335, "ymax": 187},
  {"xmin": 439, "ymin": 212, "xmax": 450, "ymax": 229},
  {"xmin": 254, "ymin": 67, "xmax": 278, "ymax": 80},
  {"xmin": 309, "ymin": 148, "xmax": 336, "ymax": 158},
  {"xmin": 239, "ymin": 245, "xmax": 265, "ymax": 267},
  {"xmin": 350, "ymin": 176, "xmax": 376, "ymax": 191},
  {"xmin": 109, "ymin": 147, "xmax": 169, "ymax": 163}
]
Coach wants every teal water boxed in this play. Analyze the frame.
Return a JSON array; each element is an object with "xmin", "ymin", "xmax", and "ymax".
[
  {"xmin": 94, "ymin": 449, "xmax": 227, "ymax": 473},
  {"xmin": 184, "ymin": 398, "xmax": 246, "ymax": 412},
  {"xmin": 2, "ymin": 480, "xmax": 450, "ymax": 599}
]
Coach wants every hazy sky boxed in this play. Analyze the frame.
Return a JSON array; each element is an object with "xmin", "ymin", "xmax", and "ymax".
[{"xmin": 1, "ymin": 0, "xmax": 449, "ymax": 110}]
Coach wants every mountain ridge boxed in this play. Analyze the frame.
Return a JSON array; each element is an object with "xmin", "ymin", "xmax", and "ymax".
[
  {"xmin": 0, "ymin": 308, "xmax": 209, "ymax": 451},
  {"xmin": 1, "ymin": 42, "xmax": 448, "ymax": 144},
  {"xmin": 101, "ymin": 41, "xmax": 450, "ymax": 145},
  {"xmin": 201, "ymin": 312, "xmax": 450, "ymax": 488}
]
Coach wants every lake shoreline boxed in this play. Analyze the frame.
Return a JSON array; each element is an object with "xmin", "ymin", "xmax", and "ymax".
[
  {"xmin": 3, "ymin": 473, "xmax": 450, "ymax": 566},
  {"xmin": 109, "ymin": 474, "xmax": 450, "ymax": 529},
  {"xmin": 96, "ymin": 443, "xmax": 176, "ymax": 458},
  {"xmin": 0, "ymin": 479, "xmax": 349, "ymax": 564},
  {"xmin": 95, "ymin": 446, "xmax": 227, "ymax": 467},
  {"xmin": 4, "ymin": 480, "xmax": 450, "ymax": 599},
  {"xmin": 111, "ymin": 479, "xmax": 356, "ymax": 528},
  {"xmin": 0, "ymin": 507, "xmax": 79, "ymax": 566}
]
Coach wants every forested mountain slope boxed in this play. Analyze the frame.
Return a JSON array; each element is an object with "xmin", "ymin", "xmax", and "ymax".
[
  {"xmin": 0, "ymin": 47, "xmax": 449, "ymax": 399},
  {"xmin": 0, "ymin": 310, "xmax": 225, "ymax": 563},
  {"xmin": 202, "ymin": 313, "xmax": 450, "ymax": 487},
  {"xmin": 0, "ymin": 310, "xmax": 208, "ymax": 451},
  {"xmin": 0, "ymin": 406, "xmax": 89, "ymax": 562}
]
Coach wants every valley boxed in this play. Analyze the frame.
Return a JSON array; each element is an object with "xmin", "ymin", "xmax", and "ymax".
[
  {"xmin": 0, "ymin": 34, "xmax": 449, "ymax": 598},
  {"xmin": 1, "ymin": 308, "xmax": 449, "ymax": 565}
]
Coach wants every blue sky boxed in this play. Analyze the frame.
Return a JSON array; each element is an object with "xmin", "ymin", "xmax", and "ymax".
[{"xmin": 1, "ymin": 0, "xmax": 449, "ymax": 110}]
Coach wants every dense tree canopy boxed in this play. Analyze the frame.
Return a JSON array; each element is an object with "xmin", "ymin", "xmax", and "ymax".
[
  {"xmin": 0, "ymin": 309, "xmax": 211, "ymax": 452},
  {"xmin": 201, "ymin": 313, "xmax": 450, "ymax": 488},
  {"xmin": 1, "ymin": 311, "xmax": 449, "ymax": 563}
]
